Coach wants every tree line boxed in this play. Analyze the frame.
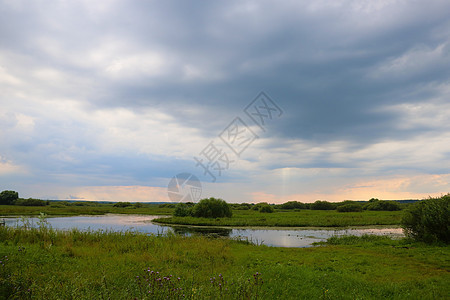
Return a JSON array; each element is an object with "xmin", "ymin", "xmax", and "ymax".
[{"xmin": 0, "ymin": 190, "xmax": 49, "ymax": 206}]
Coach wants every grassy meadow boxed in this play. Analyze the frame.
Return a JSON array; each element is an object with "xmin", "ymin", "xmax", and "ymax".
[
  {"xmin": 1, "ymin": 224, "xmax": 449, "ymax": 299},
  {"xmin": 154, "ymin": 209, "xmax": 404, "ymax": 227}
]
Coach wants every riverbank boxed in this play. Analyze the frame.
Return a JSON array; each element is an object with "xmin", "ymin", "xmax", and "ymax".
[
  {"xmin": 0, "ymin": 203, "xmax": 173, "ymax": 216},
  {"xmin": 0, "ymin": 225, "xmax": 448, "ymax": 299},
  {"xmin": 153, "ymin": 210, "xmax": 404, "ymax": 227}
]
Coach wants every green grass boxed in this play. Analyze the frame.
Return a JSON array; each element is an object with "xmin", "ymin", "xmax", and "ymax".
[
  {"xmin": 154, "ymin": 209, "xmax": 404, "ymax": 227},
  {"xmin": 0, "ymin": 204, "xmax": 173, "ymax": 216},
  {"xmin": 1, "ymin": 225, "xmax": 448, "ymax": 299}
]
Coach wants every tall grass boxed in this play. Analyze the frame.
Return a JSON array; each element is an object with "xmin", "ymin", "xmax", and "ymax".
[{"xmin": 1, "ymin": 222, "xmax": 449, "ymax": 299}]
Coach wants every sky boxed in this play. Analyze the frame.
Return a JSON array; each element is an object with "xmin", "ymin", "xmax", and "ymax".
[{"xmin": 1, "ymin": 0, "xmax": 450, "ymax": 203}]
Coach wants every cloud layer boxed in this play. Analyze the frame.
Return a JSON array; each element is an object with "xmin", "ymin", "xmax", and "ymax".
[{"xmin": 1, "ymin": 0, "xmax": 449, "ymax": 202}]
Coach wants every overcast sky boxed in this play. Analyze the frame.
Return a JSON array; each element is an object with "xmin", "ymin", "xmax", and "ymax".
[{"xmin": 1, "ymin": 0, "xmax": 450, "ymax": 203}]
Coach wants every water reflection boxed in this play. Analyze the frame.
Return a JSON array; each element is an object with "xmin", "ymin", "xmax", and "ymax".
[
  {"xmin": 229, "ymin": 227, "xmax": 404, "ymax": 248},
  {"xmin": 1, "ymin": 214, "xmax": 168, "ymax": 235},
  {"xmin": 1, "ymin": 214, "xmax": 404, "ymax": 248}
]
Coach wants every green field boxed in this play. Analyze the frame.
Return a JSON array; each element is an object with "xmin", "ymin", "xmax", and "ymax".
[
  {"xmin": 154, "ymin": 209, "xmax": 404, "ymax": 227},
  {"xmin": 0, "ymin": 225, "xmax": 448, "ymax": 299}
]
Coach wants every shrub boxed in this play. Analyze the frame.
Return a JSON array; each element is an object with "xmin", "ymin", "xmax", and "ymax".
[
  {"xmin": 15, "ymin": 198, "xmax": 47, "ymax": 206},
  {"xmin": 364, "ymin": 199, "xmax": 401, "ymax": 211},
  {"xmin": 279, "ymin": 201, "xmax": 307, "ymax": 210},
  {"xmin": 173, "ymin": 203, "xmax": 193, "ymax": 217},
  {"xmin": 336, "ymin": 203, "xmax": 363, "ymax": 212},
  {"xmin": 192, "ymin": 198, "xmax": 232, "ymax": 218},
  {"xmin": 402, "ymin": 195, "xmax": 449, "ymax": 244},
  {"xmin": 259, "ymin": 204, "xmax": 274, "ymax": 213},
  {"xmin": 233, "ymin": 203, "xmax": 252, "ymax": 210},
  {"xmin": 113, "ymin": 202, "xmax": 132, "ymax": 208},
  {"xmin": 73, "ymin": 201, "xmax": 91, "ymax": 206},
  {"xmin": 310, "ymin": 200, "xmax": 336, "ymax": 210},
  {"xmin": 159, "ymin": 203, "xmax": 176, "ymax": 208},
  {"xmin": 0, "ymin": 190, "xmax": 19, "ymax": 205}
]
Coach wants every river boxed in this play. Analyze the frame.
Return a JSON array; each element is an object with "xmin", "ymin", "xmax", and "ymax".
[{"xmin": 1, "ymin": 214, "xmax": 404, "ymax": 248}]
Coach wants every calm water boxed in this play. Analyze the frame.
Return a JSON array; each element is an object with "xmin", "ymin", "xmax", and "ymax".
[{"xmin": 1, "ymin": 214, "xmax": 404, "ymax": 248}]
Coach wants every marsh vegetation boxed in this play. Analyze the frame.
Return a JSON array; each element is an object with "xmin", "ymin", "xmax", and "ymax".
[
  {"xmin": 1, "ymin": 193, "xmax": 448, "ymax": 299},
  {"xmin": 1, "ymin": 222, "xmax": 449, "ymax": 299}
]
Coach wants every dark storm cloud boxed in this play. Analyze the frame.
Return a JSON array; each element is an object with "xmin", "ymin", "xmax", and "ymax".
[
  {"xmin": 99, "ymin": 0, "xmax": 450, "ymax": 145},
  {"xmin": 2, "ymin": 1, "xmax": 449, "ymax": 140}
]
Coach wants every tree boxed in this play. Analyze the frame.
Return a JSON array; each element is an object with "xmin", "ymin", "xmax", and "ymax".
[
  {"xmin": 0, "ymin": 190, "xmax": 19, "ymax": 205},
  {"xmin": 192, "ymin": 198, "xmax": 232, "ymax": 218},
  {"xmin": 402, "ymin": 195, "xmax": 449, "ymax": 244}
]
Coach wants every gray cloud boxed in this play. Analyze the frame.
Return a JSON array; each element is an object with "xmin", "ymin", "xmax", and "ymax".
[{"xmin": 1, "ymin": 0, "xmax": 449, "ymax": 200}]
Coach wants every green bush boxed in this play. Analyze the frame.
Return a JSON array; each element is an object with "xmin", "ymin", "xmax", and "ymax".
[
  {"xmin": 402, "ymin": 195, "xmax": 449, "ymax": 244},
  {"xmin": 259, "ymin": 204, "xmax": 274, "ymax": 213},
  {"xmin": 310, "ymin": 200, "xmax": 336, "ymax": 210},
  {"xmin": 232, "ymin": 203, "xmax": 252, "ymax": 210},
  {"xmin": 252, "ymin": 202, "xmax": 272, "ymax": 211},
  {"xmin": 336, "ymin": 203, "xmax": 363, "ymax": 212},
  {"xmin": 0, "ymin": 190, "xmax": 19, "ymax": 205},
  {"xmin": 159, "ymin": 203, "xmax": 176, "ymax": 208},
  {"xmin": 113, "ymin": 202, "xmax": 132, "ymax": 208},
  {"xmin": 173, "ymin": 203, "xmax": 193, "ymax": 217},
  {"xmin": 364, "ymin": 199, "xmax": 401, "ymax": 211},
  {"xmin": 15, "ymin": 198, "xmax": 47, "ymax": 206},
  {"xmin": 191, "ymin": 198, "xmax": 232, "ymax": 218},
  {"xmin": 279, "ymin": 201, "xmax": 307, "ymax": 210},
  {"xmin": 73, "ymin": 201, "xmax": 91, "ymax": 206}
]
